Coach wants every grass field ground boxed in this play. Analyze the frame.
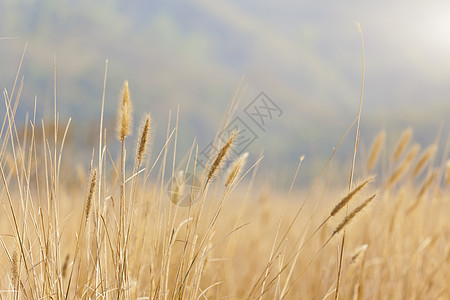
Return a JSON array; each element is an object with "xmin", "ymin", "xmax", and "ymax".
[{"xmin": 0, "ymin": 63, "xmax": 449, "ymax": 299}]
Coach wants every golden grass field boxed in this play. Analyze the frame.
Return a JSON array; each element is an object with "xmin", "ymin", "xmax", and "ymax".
[{"xmin": 1, "ymin": 68, "xmax": 449, "ymax": 300}]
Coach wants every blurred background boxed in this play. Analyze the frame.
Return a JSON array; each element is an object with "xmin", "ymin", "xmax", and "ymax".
[{"xmin": 1, "ymin": 0, "xmax": 449, "ymax": 186}]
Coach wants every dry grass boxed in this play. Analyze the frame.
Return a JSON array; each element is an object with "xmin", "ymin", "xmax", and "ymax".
[
  {"xmin": 0, "ymin": 69, "xmax": 449, "ymax": 300},
  {"xmin": 367, "ymin": 131, "xmax": 385, "ymax": 171}
]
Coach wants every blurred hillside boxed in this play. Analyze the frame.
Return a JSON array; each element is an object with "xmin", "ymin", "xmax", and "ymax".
[{"xmin": 1, "ymin": 0, "xmax": 449, "ymax": 183}]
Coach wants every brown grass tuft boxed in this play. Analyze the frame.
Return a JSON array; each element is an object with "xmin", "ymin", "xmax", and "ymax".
[
  {"xmin": 393, "ymin": 127, "xmax": 413, "ymax": 162},
  {"xmin": 117, "ymin": 80, "xmax": 133, "ymax": 142},
  {"xmin": 367, "ymin": 131, "xmax": 385, "ymax": 171}
]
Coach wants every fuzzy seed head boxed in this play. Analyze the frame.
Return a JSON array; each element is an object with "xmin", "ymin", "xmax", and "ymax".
[
  {"xmin": 11, "ymin": 250, "xmax": 18, "ymax": 288},
  {"xmin": 225, "ymin": 152, "xmax": 249, "ymax": 187},
  {"xmin": 117, "ymin": 80, "xmax": 133, "ymax": 142},
  {"xmin": 137, "ymin": 114, "xmax": 151, "ymax": 166},
  {"xmin": 333, "ymin": 194, "xmax": 376, "ymax": 235},
  {"xmin": 85, "ymin": 169, "xmax": 97, "ymax": 223},
  {"xmin": 331, "ymin": 176, "xmax": 374, "ymax": 217},
  {"xmin": 207, "ymin": 131, "xmax": 238, "ymax": 183}
]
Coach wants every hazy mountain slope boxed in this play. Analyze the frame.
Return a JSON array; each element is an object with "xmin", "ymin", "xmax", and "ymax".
[{"xmin": 1, "ymin": 0, "xmax": 449, "ymax": 179}]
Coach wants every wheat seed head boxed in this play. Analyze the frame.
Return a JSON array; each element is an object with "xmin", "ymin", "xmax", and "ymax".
[{"xmin": 207, "ymin": 130, "xmax": 238, "ymax": 183}]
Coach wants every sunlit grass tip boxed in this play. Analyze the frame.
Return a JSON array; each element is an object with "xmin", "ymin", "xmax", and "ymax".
[
  {"xmin": 225, "ymin": 152, "xmax": 249, "ymax": 187},
  {"xmin": 117, "ymin": 80, "xmax": 133, "ymax": 142}
]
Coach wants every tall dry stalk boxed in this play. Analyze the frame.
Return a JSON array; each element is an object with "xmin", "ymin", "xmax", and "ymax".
[
  {"xmin": 116, "ymin": 80, "xmax": 133, "ymax": 299},
  {"xmin": 336, "ymin": 22, "xmax": 365, "ymax": 300}
]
